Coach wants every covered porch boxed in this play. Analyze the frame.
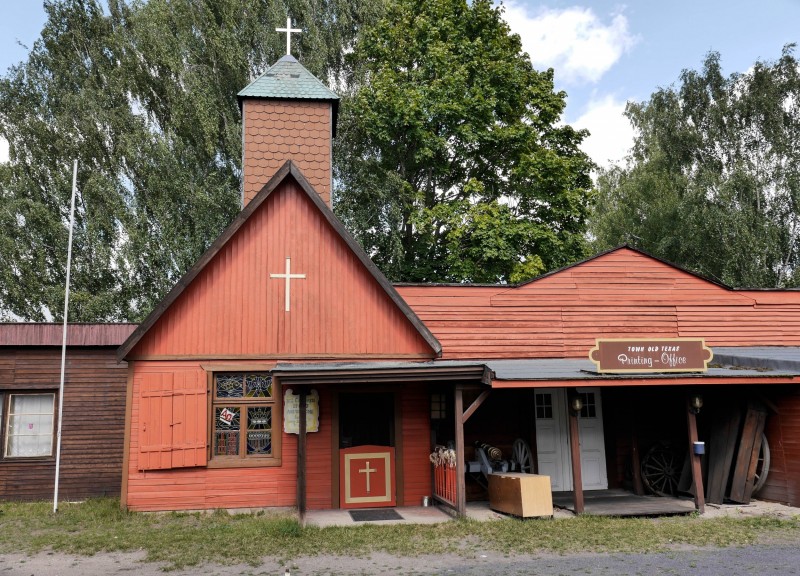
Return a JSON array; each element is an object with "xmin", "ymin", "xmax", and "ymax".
[{"xmin": 437, "ymin": 349, "xmax": 800, "ymax": 518}]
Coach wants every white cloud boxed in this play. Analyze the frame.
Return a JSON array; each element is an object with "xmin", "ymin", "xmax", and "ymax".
[
  {"xmin": 571, "ymin": 95, "xmax": 634, "ymax": 168},
  {"xmin": 502, "ymin": 3, "xmax": 638, "ymax": 85},
  {"xmin": 0, "ymin": 137, "xmax": 8, "ymax": 163}
]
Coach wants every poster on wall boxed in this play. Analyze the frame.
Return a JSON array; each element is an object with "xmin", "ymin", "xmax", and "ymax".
[{"xmin": 283, "ymin": 388, "xmax": 320, "ymax": 433}]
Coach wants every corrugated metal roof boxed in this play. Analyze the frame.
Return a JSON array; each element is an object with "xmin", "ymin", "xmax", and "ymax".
[
  {"xmin": 713, "ymin": 346, "xmax": 800, "ymax": 372},
  {"xmin": 272, "ymin": 346, "xmax": 800, "ymax": 382},
  {"xmin": 238, "ymin": 55, "xmax": 339, "ymax": 102}
]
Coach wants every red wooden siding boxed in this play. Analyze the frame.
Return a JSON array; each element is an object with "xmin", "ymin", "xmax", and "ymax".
[
  {"xmin": 130, "ymin": 180, "xmax": 433, "ymax": 359},
  {"xmin": 0, "ymin": 347, "xmax": 127, "ymax": 501},
  {"xmin": 400, "ymin": 383, "xmax": 433, "ymax": 506},
  {"xmin": 127, "ymin": 361, "xmax": 335, "ymax": 511},
  {"xmin": 760, "ymin": 387, "xmax": 800, "ymax": 506},
  {"xmin": 397, "ymin": 248, "xmax": 800, "ymax": 359}
]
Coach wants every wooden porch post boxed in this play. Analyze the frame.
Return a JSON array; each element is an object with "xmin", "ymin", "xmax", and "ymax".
[
  {"xmin": 686, "ymin": 398, "xmax": 705, "ymax": 514},
  {"xmin": 568, "ymin": 395, "xmax": 585, "ymax": 514},
  {"xmin": 297, "ymin": 389, "xmax": 308, "ymax": 523},
  {"xmin": 630, "ymin": 399, "xmax": 645, "ymax": 496},
  {"xmin": 454, "ymin": 386, "xmax": 467, "ymax": 517}
]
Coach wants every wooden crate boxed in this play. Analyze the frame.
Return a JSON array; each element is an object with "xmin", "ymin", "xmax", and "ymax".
[{"xmin": 488, "ymin": 473, "xmax": 553, "ymax": 518}]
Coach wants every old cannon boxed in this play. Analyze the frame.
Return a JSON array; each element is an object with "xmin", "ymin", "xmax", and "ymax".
[{"xmin": 466, "ymin": 439, "xmax": 534, "ymax": 489}]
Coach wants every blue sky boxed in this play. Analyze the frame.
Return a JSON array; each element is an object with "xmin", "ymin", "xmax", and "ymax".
[{"xmin": 2, "ymin": 1, "xmax": 800, "ymax": 166}]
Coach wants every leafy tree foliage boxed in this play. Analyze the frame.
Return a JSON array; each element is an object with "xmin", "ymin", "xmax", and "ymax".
[
  {"xmin": 591, "ymin": 46, "xmax": 800, "ymax": 288},
  {"xmin": 333, "ymin": 0, "xmax": 594, "ymax": 283},
  {"xmin": 0, "ymin": 0, "xmax": 383, "ymax": 321}
]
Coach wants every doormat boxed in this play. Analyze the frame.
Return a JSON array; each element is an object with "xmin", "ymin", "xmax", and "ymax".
[{"xmin": 349, "ymin": 509, "xmax": 403, "ymax": 522}]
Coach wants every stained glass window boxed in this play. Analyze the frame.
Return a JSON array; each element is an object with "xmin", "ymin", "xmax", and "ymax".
[
  {"xmin": 211, "ymin": 373, "xmax": 277, "ymax": 462},
  {"xmin": 245, "ymin": 374, "xmax": 272, "ymax": 398}
]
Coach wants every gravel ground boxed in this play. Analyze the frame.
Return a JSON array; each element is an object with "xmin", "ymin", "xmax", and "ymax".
[
  {"xmin": 2, "ymin": 500, "xmax": 798, "ymax": 576},
  {"xmin": 3, "ymin": 541, "xmax": 800, "ymax": 576}
]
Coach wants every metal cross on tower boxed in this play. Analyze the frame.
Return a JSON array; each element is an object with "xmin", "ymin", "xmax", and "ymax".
[{"xmin": 276, "ymin": 16, "xmax": 302, "ymax": 56}]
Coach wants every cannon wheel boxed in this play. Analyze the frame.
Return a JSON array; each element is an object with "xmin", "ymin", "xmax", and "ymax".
[
  {"xmin": 753, "ymin": 433, "xmax": 771, "ymax": 494},
  {"xmin": 641, "ymin": 442, "xmax": 681, "ymax": 497},
  {"xmin": 512, "ymin": 438, "xmax": 534, "ymax": 473}
]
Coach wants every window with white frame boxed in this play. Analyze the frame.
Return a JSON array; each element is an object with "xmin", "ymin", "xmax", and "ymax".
[{"xmin": 2, "ymin": 393, "xmax": 56, "ymax": 458}]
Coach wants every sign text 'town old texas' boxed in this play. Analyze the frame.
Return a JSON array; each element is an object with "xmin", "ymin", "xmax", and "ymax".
[{"xmin": 589, "ymin": 339, "xmax": 714, "ymax": 373}]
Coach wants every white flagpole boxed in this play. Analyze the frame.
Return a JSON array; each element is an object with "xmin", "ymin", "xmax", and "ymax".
[{"xmin": 54, "ymin": 159, "xmax": 78, "ymax": 513}]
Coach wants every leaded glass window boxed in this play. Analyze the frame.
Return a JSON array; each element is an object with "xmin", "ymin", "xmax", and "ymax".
[{"xmin": 211, "ymin": 373, "xmax": 277, "ymax": 461}]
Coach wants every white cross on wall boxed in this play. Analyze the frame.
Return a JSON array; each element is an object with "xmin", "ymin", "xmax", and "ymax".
[
  {"xmin": 359, "ymin": 461, "xmax": 376, "ymax": 494},
  {"xmin": 270, "ymin": 257, "xmax": 306, "ymax": 312},
  {"xmin": 276, "ymin": 16, "xmax": 302, "ymax": 56}
]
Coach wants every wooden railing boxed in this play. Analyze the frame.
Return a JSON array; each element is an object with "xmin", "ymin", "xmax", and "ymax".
[{"xmin": 433, "ymin": 463, "xmax": 457, "ymax": 507}]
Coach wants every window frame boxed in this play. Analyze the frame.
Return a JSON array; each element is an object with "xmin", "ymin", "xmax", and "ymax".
[
  {"xmin": 1, "ymin": 391, "xmax": 58, "ymax": 460},
  {"xmin": 206, "ymin": 371, "xmax": 282, "ymax": 468}
]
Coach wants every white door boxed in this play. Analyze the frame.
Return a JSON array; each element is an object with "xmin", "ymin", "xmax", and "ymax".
[
  {"xmin": 534, "ymin": 388, "xmax": 608, "ymax": 491},
  {"xmin": 534, "ymin": 389, "xmax": 571, "ymax": 491},
  {"xmin": 576, "ymin": 388, "xmax": 608, "ymax": 490}
]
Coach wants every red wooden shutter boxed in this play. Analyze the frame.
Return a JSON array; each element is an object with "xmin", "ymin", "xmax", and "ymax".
[{"xmin": 138, "ymin": 371, "xmax": 208, "ymax": 471}]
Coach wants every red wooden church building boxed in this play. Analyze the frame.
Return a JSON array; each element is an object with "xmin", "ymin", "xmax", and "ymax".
[{"xmin": 115, "ymin": 52, "xmax": 800, "ymax": 515}]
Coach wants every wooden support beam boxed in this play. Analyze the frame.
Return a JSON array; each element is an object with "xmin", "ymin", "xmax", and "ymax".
[
  {"xmin": 686, "ymin": 399, "xmax": 705, "ymax": 514},
  {"xmin": 454, "ymin": 387, "xmax": 467, "ymax": 518},
  {"xmin": 630, "ymin": 401, "xmax": 644, "ymax": 496},
  {"xmin": 462, "ymin": 389, "xmax": 491, "ymax": 424},
  {"xmin": 568, "ymin": 404, "xmax": 584, "ymax": 514},
  {"xmin": 298, "ymin": 389, "xmax": 307, "ymax": 523}
]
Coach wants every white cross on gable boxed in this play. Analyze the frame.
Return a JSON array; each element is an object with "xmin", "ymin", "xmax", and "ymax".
[
  {"xmin": 276, "ymin": 16, "xmax": 302, "ymax": 56},
  {"xmin": 270, "ymin": 257, "xmax": 306, "ymax": 312}
]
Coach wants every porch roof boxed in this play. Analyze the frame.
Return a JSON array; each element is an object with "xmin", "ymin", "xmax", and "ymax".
[{"xmin": 271, "ymin": 346, "xmax": 800, "ymax": 386}]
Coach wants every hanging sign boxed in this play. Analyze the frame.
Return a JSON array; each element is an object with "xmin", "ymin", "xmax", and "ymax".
[
  {"xmin": 284, "ymin": 389, "xmax": 320, "ymax": 434},
  {"xmin": 589, "ymin": 338, "xmax": 713, "ymax": 373}
]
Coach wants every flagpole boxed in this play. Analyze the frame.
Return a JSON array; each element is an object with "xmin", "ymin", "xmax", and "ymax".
[{"xmin": 54, "ymin": 159, "xmax": 78, "ymax": 513}]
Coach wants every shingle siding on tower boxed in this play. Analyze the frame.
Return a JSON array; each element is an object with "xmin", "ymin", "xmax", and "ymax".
[{"xmin": 242, "ymin": 100, "xmax": 333, "ymax": 206}]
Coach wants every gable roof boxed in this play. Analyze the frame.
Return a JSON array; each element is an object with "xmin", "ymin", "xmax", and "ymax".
[
  {"xmin": 513, "ymin": 244, "xmax": 733, "ymax": 290},
  {"xmin": 117, "ymin": 161, "xmax": 441, "ymax": 361},
  {"xmin": 237, "ymin": 55, "xmax": 339, "ymax": 133}
]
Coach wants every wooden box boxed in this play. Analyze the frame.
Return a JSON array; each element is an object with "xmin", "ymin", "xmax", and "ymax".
[{"xmin": 488, "ymin": 473, "xmax": 553, "ymax": 518}]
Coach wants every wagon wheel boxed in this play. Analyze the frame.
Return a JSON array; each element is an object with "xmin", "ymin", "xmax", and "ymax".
[
  {"xmin": 512, "ymin": 438, "xmax": 534, "ymax": 473},
  {"xmin": 753, "ymin": 433, "xmax": 771, "ymax": 494},
  {"xmin": 641, "ymin": 442, "xmax": 682, "ymax": 497}
]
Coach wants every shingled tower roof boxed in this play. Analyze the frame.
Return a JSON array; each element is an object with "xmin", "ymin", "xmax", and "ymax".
[{"xmin": 237, "ymin": 55, "xmax": 339, "ymax": 129}]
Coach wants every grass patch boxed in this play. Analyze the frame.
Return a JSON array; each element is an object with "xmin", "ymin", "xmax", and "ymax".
[{"xmin": 0, "ymin": 499, "xmax": 798, "ymax": 570}]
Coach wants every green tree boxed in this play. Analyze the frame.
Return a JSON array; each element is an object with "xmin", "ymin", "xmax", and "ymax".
[
  {"xmin": 591, "ymin": 47, "xmax": 800, "ymax": 288},
  {"xmin": 0, "ymin": 0, "xmax": 384, "ymax": 321},
  {"xmin": 333, "ymin": 0, "xmax": 594, "ymax": 283}
]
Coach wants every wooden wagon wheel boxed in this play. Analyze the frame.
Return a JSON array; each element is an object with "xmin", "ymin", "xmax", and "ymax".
[
  {"xmin": 753, "ymin": 433, "xmax": 771, "ymax": 494},
  {"xmin": 512, "ymin": 438, "xmax": 534, "ymax": 473},
  {"xmin": 641, "ymin": 442, "xmax": 682, "ymax": 497}
]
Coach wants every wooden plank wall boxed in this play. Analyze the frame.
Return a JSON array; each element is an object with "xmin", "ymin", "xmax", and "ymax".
[
  {"xmin": 759, "ymin": 387, "xmax": 800, "ymax": 506},
  {"xmin": 0, "ymin": 347, "xmax": 127, "ymax": 501},
  {"xmin": 397, "ymin": 248, "xmax": 800, "ymax": 359},
  {"xmin": 400, "ymin": 383, "xmax": 433, "ymax": 506},
  {"xmin": 130, "ymin": 181, "xmax": 433, "ymax": 360}
]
